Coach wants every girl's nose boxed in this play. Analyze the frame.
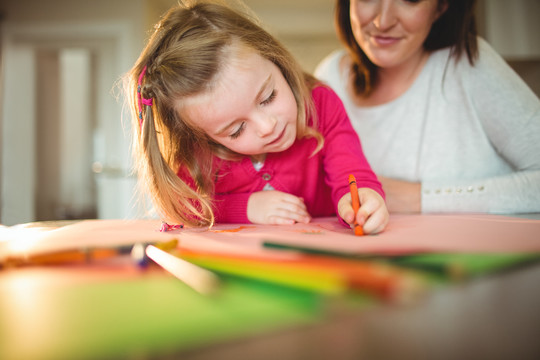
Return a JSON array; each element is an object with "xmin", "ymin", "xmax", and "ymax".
[
  {"xmin": 373, "ymin": 0, "xmax": 397, "ymax": 31},
  {"xmin": 256, "ymin": 114, "xmax": 277, "ymax": 137}
]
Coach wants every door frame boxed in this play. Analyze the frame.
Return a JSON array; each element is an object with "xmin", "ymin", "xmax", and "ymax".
[{"xmin": 1, "ymin": 20, "xmax": 137, "ymax": 225}]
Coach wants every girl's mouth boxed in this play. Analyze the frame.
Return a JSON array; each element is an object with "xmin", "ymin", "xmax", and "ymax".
[{"xmin": 268, "ymin": 128, "xmax": 285, "ymax": 146}]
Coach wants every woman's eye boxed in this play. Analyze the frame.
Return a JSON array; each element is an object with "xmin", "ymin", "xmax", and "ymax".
[
  {"xmin": 229, "ymin": 122, "xmax": 245, "ymax": 139},
  {"xmin": 260, "ymin": 90, "xmax": 276, "ymax": 106}
]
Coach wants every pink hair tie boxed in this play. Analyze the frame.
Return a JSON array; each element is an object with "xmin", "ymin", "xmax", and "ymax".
[
  {"xmin": 137, "ymin": 65, "xmax": 154, "ymax": 128},
  {"xmin": 159, "ymin": 222, "xmax": 184, "ymax": 232}
]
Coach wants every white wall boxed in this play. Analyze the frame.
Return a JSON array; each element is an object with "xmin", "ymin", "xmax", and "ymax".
[
  {"xmin": 1, "ymin": 45, "xmax": 36, "ymax": 223},
  {"xmin": 484, "ymin": 0, "xmax": 540, "ymax": 59},
  {"xmin": 58, "ymin": 49, "xmax": 93, "ymax": 216},
  {"xmin": 0, "ymin": 0, "xmax": 147, "ymax": 225},
  {"xmin": 244, "ymin": 0, "xmax": 339, "ymax": 72}
]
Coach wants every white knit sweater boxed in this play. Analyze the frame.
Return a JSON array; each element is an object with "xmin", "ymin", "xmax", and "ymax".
[{"xmin": 315, "ymin": 38, "xmax": 540, "ymax": 214}]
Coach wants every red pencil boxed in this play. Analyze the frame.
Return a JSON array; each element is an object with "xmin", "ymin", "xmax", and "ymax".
[{"xmin": 349, "ymin": 174, "xmax": 364, "ymax": 236}]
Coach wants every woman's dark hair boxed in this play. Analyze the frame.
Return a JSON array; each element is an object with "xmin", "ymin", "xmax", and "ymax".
[{"xmin": 335, "ymin": 0, "xmax": 478, "ymax": 97}]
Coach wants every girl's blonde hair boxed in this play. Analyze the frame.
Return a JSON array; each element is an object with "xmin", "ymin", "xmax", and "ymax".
[{"xmin": 125, "ymin": 0, "xmax": 322, "ymax": 227}]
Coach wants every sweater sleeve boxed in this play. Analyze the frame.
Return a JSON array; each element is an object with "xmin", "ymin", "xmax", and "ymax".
[
  {"xmin": 313, "ymin": 86, "xmax": 384, "ymax": 211},
  {"xmin": 422, "ymin": 39, "xmax": 540, "ymax": 214},
  {"xmin": 213, "ymin": 192, "xmax": 251, "ymax": 223}
]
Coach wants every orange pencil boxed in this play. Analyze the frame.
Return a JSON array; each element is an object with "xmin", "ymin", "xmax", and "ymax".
[
  {"xmin": 348, "ymin": 174, "xmax": 364, "ymax": 236},
  {"xmin": 176, "ymin": 247, "xmax": 425, "ymax": 302}
]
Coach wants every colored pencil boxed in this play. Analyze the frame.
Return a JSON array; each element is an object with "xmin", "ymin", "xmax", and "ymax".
[
  {"xmin": 145, "ymin": 244, "xmax": 221, "ymax": 295},
  {"xmin": 174, "ymin": 248, "xmax": 426, "ymax": 302},
  {"xmin": 349, "ymin": 174, "xmax": 364, "ymax": 236},
  {"xmin": 1, "ymin": 239, "xmax": 178, "ymax": 267}
]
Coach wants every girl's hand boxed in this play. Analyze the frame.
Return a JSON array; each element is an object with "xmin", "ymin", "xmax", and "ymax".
[
  {"xmin": 338, "ymin": 188, "xmax": 389, "ymax": 234},
  {"xmin": 247, "ymin": 191, "xmax": 311, "ymax": 225}
]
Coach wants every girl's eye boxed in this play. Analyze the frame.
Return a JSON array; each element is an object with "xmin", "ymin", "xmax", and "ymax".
[
  {"xmin": 260, "ymin": 90, "xmax": 276, "ymax": 106},
  {"xmin": 229, "ymin": 122, "xmax": 245, "ymax": 139}
]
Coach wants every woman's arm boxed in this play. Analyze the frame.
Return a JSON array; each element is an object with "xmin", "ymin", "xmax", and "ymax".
[{"xmin": 422, "ymin": 40, "xmax": 540, "ymax": 214}]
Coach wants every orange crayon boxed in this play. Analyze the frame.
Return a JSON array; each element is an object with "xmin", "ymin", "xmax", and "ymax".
[{"xmin": 348, "ymin": 174, "xmax": 364, "ymax": 236}]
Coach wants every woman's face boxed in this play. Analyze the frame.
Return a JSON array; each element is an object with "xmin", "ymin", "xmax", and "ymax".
[
  {"xmin": 179, "ymin": 47, "xmax": 298, "ymax": 158},
  {"xmin": 349, "ymin": 0, "xmax": 447, "ymax": 69}
]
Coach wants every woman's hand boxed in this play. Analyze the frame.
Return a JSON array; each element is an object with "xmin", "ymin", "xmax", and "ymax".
[
  {"xmin": 378, "ymin": 176, "xmax": 421, "ymax": 213},
  {"xmin": 247, "ymin": 191, "xmax": 311, "ymax": 225},
  {"xmin": 338, "ymin": 187, "xmax": 389, "ymax": 234}
]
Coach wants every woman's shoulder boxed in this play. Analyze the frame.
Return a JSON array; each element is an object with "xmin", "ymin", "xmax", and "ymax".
[
  {"xmin": 314, "ymin": 49, "xmax": 352, "ymax": 106},
  {"xmin": 473, "ymin": 37, "xmax": 518, "ymax": 74},
  {"xmin": 443, "ymin": 37, "xmax": 511, "ymax": 77},
  {"xmin": 314, "ymin": 49, "xmax": 347, "ymax": 81},
  {"xmin": 476, "ymin": 37, "xmax": 507, "ymax": 62},
  {"xmin": 448, "ymin": 37, "xmax": 535, "ymax": 99},
  {"xmin": 424, "ymin": 37, "xmax": 516, "ymax": 88}
]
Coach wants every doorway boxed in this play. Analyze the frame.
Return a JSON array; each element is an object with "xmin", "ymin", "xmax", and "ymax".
[{"xmin": 1, "ymin": 21, "xmax": 139, "ymax": 225}]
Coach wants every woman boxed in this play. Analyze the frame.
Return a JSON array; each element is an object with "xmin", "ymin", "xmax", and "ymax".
[{"xmin": 315, "ymin": 0, "xmax": 540, "ymax": 214}]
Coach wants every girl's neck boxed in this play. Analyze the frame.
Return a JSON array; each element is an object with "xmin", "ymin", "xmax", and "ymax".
[
  {"xmin": 251, "ymin": 154, "xmax": 266, "ymax": 163},
  {"xmin": 350, "ymin": 50, "xmax": 430, "ymax": 107}
]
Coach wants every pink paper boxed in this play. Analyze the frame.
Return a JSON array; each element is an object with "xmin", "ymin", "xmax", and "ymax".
[
  {"xmin": 255, "ymin": 214, "xmax": 540, "ymax": 254},
  {"xmin": 2, "ymin": 214, "xmax": 539, "ymax": 262}
]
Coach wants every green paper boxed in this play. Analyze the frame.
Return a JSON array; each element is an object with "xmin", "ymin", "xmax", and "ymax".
[
  {"xmin": 387, "ymin": 253, "xmax": 540, "ymax": 280},
  {"xmin": 0, "ymin": 272, "xmax": 324, "ymax": 360}
]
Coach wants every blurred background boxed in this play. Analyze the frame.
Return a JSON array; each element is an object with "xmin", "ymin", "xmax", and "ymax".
[{"xmin": 0, "ymin": 0, "xmax": 538, "ymax": 226}]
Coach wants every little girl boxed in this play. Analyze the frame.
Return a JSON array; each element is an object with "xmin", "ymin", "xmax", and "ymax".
[{"xmin": 125, "ymin": 0, "xmax": 388, "ymax": 234}]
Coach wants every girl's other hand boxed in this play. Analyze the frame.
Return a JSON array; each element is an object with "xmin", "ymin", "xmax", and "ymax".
[
  {"xmin": 247, "ymin": 191, "xmax": 311, "ymax": 225},
  {"xmin": 338, "ymin": 188, "xmax": 389, "ymax": 234}
]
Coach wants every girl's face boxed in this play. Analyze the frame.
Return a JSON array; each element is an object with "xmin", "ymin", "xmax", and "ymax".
[
  {"xmin": 350, "ymin": 0, "xmax": 447, "ymax": 69},
  {"xmin": 180, "ymin": 48, "xmax": 298, "ymax": 158}
]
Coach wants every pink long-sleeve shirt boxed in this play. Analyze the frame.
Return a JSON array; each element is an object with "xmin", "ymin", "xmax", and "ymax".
[{"xmin": 203, "ymin": 85, "xmax": 383, "ymax": 223}]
